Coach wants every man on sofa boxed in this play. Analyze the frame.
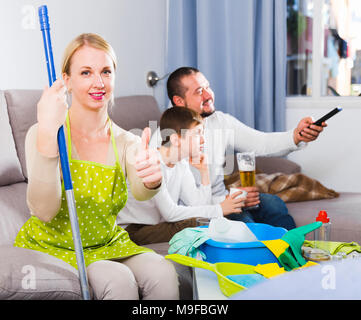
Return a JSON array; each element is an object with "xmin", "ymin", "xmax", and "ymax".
[{"xmin": 158, "ymin": 66, "xmax": 327, "ymax": 230}]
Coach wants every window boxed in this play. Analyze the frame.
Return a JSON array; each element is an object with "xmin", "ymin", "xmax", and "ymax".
[
  {"xmin": 287, "ymin": 0, "xmax": 361, "ymax": 99},
  {"xmin": 287, "ymin": 0, "xmax": 313, "ymax": 96}
]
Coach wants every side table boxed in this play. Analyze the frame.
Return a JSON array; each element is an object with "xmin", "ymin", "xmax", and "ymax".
[{"xmin": 192, "ymin": 267, "xmax": 228, "ymax": 300}]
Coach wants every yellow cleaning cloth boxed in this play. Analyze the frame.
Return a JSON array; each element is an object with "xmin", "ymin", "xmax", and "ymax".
[
  {"xmin": 254, "ymin": 263, "xmax": 286, "ymax": 278},
  {"xmin": 261, "ymin": 239, "xmax": 289, "ymax": 258},
  {"xmin": 296, "ymin": 261, "xmax": 318, "ymax": 269},
  {"xmin": 254, "ymin": 261, "xmax": 318, "ymax": 279}
]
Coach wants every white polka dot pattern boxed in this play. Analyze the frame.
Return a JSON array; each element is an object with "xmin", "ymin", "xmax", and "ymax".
[{"xmin": 14, "ymin": 120, "xmax": 152, "ymax": 269}]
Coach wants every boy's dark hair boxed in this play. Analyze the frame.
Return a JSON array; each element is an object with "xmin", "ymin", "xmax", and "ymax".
[
  {"xmin": 167, "ymin": 67, "xmax": 200, "ymax": 106},
  {"xmin": 160, "ymin": 107, "xmax": 202, "ymax": 146}
]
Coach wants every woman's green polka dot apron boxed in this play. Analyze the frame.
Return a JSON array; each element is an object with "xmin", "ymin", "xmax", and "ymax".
[{"xmin": 14, "ymin": 115, "xmax": 152, "ymax": 269}]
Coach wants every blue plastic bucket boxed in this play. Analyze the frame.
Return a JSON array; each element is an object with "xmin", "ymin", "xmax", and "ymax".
[{"xmin": 200, "ymin": 223, "xmax": 287, "ymax": 266}]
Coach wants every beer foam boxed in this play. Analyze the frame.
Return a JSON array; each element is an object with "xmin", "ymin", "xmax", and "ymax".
[{"xmin": 238, "ymin": 162, "xmax": 254, "ymax": 171}]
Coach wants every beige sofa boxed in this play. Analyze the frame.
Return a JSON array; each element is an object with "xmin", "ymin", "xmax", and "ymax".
[{"xmin": 1, "ymin": 89, "xmax": 360, "ymax": 299}]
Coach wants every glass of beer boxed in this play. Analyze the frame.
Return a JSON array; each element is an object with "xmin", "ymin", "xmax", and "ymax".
[{"xmin": 236, "ymin": 152, "xmax": 259, "ymax": 210}]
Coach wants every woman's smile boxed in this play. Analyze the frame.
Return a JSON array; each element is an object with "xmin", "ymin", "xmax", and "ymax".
[{"xmin": 89, "ymin": 91, "xmax": 106, "ymax": 100}]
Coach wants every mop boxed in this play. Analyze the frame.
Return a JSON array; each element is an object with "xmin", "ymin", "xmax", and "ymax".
[{"xmin": 38, "ymin": 5, "xmax": 90, "ymax": 300}]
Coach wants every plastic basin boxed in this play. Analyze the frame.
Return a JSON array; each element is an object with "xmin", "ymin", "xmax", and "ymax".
[{"xmin": 200, "ymin": 223, "xmax": 287, "ymax": 266}]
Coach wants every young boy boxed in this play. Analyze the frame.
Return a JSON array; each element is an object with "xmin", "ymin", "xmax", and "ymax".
[{"xmin": 117, "ymin": 107, "xmax": 246, "ymax": 245}]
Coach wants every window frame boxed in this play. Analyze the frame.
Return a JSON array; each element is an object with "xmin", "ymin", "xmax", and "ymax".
[{"xmin": 286, "ymin": 0, "xmax": 361, "ymax": 110}]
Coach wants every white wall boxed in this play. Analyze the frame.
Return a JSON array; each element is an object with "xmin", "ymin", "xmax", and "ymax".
[
  {"xmin": 286, "ymin": 101, "xmax": 361, "ymax": 192},
  {"xmin": 0, "ymin": 0, "xmax": 168, "ymax": 108}
]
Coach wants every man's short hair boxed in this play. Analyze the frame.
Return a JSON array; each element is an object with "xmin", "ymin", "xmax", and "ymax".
[
  {"xmin": 167, "ymin": 67, "xmax": 199, "ymax": 106},
  {"xmin": 160, "ymin": 107, "xmax": 202, "ymax": 146}
]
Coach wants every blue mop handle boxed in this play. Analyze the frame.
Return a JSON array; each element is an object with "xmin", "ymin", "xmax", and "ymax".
[
  {"xmin": 38, "ymin": 5, "xmax": 90, "ymax": 300},
  {"xmin": 38, "ymin": 5, "xmax": 72, "ymax": 190}
]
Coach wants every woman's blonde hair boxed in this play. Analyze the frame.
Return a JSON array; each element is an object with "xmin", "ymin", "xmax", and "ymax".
[{"xmin": 61, "ymin": 33, "xmax": 117, "ymax": 75}]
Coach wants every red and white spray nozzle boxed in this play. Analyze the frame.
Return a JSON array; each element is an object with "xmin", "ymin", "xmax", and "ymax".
[{"xmin": 316, "ymin": 210, "xmax": 330, "ymax": 223}]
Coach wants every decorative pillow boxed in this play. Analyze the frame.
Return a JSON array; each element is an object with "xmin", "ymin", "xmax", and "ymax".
[
  {"xmin": 255, "ymin": 172, "xmax": 339, "ymax": 202},
  {"xmin": 0, "ymin": 91, "xmax": 25, "ymax": 186},
  {"xmin": 0, "ymin": 246, "xmax": 87, "ymax": 300}
]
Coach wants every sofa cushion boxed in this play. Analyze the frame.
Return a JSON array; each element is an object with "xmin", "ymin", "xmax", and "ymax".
[
  {"xmin": 110, "ymin": 95, "xmax": 161, "ymax": 134},
  {"xmin": 256, "ymin": 156, "xmax": 301, "ymax": 174},
  {"xmin": 0, "ymin": 246, "xmax": 84, "ymax": 300},
  {"xmin": 0, "ymin": 243, "xmax": 191, "ymax": 300},
  {"xmin": 0, "ymin": 91, "xmax": 24, "ymax": 186},
  {"xmin": 0, "ymin": 182, "xmax": 29, "ymax": 246},
  {"xmin": 5, "ymin": 90, "xmax": 40, "ymax": 179}
]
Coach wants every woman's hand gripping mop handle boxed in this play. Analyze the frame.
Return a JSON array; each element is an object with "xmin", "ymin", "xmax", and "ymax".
[{"xmin": 38, "ymin": 5, "xmax": 90, "ymax": 300}]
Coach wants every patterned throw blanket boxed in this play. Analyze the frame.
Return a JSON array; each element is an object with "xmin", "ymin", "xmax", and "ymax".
[{"xmin": 255, "ymin": 172, "xmax": 339, "ymax": 203}]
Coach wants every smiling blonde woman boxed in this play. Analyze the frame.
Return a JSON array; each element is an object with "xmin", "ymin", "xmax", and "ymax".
[{"xmin": 14, "ymin": 33, "xmax": 179, "ymax": 300}]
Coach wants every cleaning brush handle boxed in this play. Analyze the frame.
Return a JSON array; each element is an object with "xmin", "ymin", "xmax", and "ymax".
[
  {"xmin": 38, "ymin": 5, "xmax": 90, "ymax": 300},
  {"xmin": 38, "ymin": 5, "xmax": 72, "ymax": 190}
]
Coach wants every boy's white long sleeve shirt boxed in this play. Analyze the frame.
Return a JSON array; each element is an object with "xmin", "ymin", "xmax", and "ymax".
[
  {"xmin": 117, "ymin": 157, "xmax": 223, "ymax": 226},
  {"xmin": 150, "ymin": 110, "xmax": 305, "ymax": 203}
]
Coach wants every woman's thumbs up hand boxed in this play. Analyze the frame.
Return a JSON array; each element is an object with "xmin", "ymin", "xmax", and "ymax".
[{"xmin": 135, "ymin": 127, "xmax": 162, "ymax": 189}]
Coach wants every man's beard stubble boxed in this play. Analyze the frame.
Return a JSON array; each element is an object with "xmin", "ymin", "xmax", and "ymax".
[
  {"xmin": 185, "ymin": 99, "xmax": 215, "ymax": 118},
  {"xmin": 200, "ymin": 109, "xmax": 215, "ymax": 118}
]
